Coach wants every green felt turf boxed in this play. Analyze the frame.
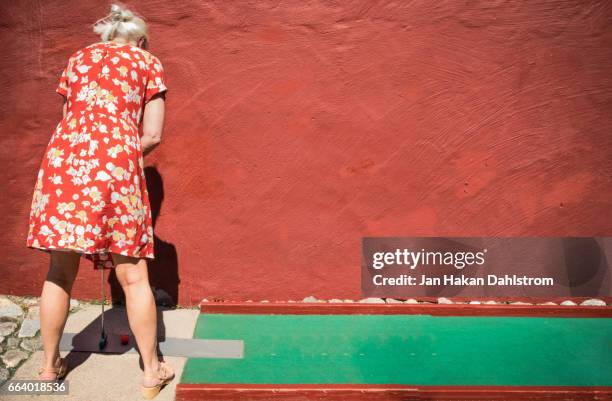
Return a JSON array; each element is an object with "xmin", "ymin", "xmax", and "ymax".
[{"xmin": 181, "ymin": 314, "xmax": 612, "ymax": 386}]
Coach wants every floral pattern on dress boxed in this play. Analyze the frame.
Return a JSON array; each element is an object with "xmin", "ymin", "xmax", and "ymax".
[{"xmin": 26, "ymin": 41, "xmax": 168, "ymax": 269}]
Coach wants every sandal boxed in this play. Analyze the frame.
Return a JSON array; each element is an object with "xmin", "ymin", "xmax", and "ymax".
[
  {"xmin": 38, "ymin": 356, "xmax": 68, "ymax": 381},
  {"xmin": 141, "ymin": 360, "xmax": 175, "ymax": 399}
]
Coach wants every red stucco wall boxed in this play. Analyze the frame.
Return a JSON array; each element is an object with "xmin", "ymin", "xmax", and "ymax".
[{"xmin": 1, "ymin": 1, "xmax": 611, "ymax": 306}]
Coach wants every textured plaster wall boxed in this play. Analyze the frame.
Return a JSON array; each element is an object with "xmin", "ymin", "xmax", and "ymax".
[{"xmin": 1, "ymin": 1, "xmax": 611, "ymax": 306}]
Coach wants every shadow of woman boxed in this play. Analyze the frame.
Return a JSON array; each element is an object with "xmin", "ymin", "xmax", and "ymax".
[
  {"xmin": 62, "ymin": 166, "xmax": 180, "ymax": 376},
  {"xmin": 559, "ymin": 237, "xmax": 610, "ymax": 297},
  {"xmin": 61, "ymin": 305, "xmax": 170, "ymax": 376}
]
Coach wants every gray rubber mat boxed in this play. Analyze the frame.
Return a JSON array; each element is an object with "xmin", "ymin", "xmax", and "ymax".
[{"xmin": 59, "ymin": 332, "xmax": 243, "ymax": 358}]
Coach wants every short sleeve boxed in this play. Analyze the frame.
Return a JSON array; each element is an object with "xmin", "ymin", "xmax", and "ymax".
[
  {"xmin": 144, "ymin": 56, "xmax": 168, "ymax": 103},
  {"xmin": 55, "ymin": 58, "xmax": 71, "ymax": 98}
]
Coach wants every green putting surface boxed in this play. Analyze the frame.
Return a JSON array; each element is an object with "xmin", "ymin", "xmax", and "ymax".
[{"xmin": 181, "ymin": 314, "xmax": 612, "ymax": 386}]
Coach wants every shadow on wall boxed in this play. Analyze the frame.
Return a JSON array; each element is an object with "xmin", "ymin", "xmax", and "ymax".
[
  {"xmin": 561, "ymin": 237, "xmax": 609, "ymax": 297},
  {"xmin": 110, "ymin": 166, "xmax": 180, "ymax": 307}
]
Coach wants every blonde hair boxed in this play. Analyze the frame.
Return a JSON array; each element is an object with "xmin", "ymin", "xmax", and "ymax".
[{"xmin": 93, "ymin": 3, "xmax": 148, "ymax": 46}]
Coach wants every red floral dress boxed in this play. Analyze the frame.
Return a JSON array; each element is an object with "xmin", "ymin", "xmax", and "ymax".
[{"xmin": 26, "ymin": 41, "xmax": 168, "ymax": 270}]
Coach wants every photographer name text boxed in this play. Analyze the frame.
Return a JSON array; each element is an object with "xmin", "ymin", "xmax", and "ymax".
[{"xmin": 373, "ymin": 274, "xmax": 554, "ymax": 286}]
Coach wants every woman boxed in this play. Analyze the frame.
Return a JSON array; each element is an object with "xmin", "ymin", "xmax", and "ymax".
[{"xmin": 26, "ymin": 3, "xmax": 174, "ymax": 398}]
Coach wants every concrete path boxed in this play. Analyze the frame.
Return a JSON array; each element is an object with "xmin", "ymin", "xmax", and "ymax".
[{"xmin": 3, "ymin": 303, "xmax": 199, "ymax": 401}]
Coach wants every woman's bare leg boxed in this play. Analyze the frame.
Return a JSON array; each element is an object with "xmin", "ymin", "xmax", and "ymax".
[
  {"xmin": 40, "ymin": 250, "xmax": 80, "ymax": 375},
  {"xmin": 111, "ymin": 254, "xmax": 160, "ymax": 383}
]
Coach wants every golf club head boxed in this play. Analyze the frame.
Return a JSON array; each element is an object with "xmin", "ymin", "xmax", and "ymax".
[{"xmin": 98, "ymin": 331, "xmax": 108, "ymax": 350}]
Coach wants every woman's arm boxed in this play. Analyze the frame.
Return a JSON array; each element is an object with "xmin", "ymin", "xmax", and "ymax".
[
  {"xmin": 62, "ymin": 98, "xmax": 67, "ymax": 119},
  {"xmin": 141, "ymin": 93, "xmax": 166, "ymax": 157}
]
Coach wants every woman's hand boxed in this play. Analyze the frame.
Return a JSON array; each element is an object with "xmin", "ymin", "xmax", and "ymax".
[{"xmin": 141, "ymin": 93, "xmax": 166, "ymax": 157}]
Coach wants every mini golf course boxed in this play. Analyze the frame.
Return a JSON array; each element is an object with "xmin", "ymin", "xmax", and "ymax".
[{"xmin": 176, "ymin": 302, "xmax": 612, "ymax": 400}]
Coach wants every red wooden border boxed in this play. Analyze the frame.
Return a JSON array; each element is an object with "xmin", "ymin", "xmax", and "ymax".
[
  {"xmin": 176, "ymin": 383, "xmax": 612, "ymax": 401},
  {"xmin": 199, "ymin": 301, "xmax": 612, "ymax": 317}
]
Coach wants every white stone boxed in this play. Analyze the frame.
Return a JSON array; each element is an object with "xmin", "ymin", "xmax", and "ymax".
[
  {"xmin": 18, "ymin": 319, "xmax": 40, "ymax": 338},
  {"xmin": 287, "ymin": 300, "xmax": 296, "ymax": 303},
  {"xmin": 0, "ymin": 322, "xmax": 18, "ymax": 337},
  {"xmin": 26, "ymin": 306, "xmax": 40, "ymax": 319},
  {"xmin": 404, "ymin": 299, "xmax": 418, "ymax": 304},
  {"xmin": 328, "ymin": 299, "xmax": 343, "ymax": 303},
  {"xmin": 201, "ymin": 298, "xmax": 209, "ymax": 303},
  {"xmin": 358, "ymin": 297, "xmax": 385, "ymax": 303},
  {"xmin": 2, "ymin": 349, "xmax": 28, "ymax": 368},
  {"xmin": 437, "ymin": 297, "xmax": 453, "ymax": 304},
  {"xmin": 469, "ymin": 301, "xmax": 481, "ymax": 304},
  {"xmin": 343, "ymin": 299, "xmax": 354, "ymax": 303},
  {"xmin": 69, "ymin": 298, "xmax": 79, "ymax": 309},
  {"xmin": 560, "ymin": 300, "xmax": 577, "ymax": 306},
  {"xmin": 580, "ymin": 299, "xmax": 606, "ymax": 306},
  {"xmin": 0, "ymin": 297, "xmax": 23, "ymax": 319},
  {"xmin": 22, "ymin": 297, "xmax": 39, "ymax": 307},
  {"xmin": 0, "ymin": 367, "xmax": 9, "ymax": 384},
  {"xmin": 483, "ymin": 300, "xmax": 498, "ymax": 305},
  {"xmin": 537, "ymin": 302, "xmax": 557, "ymax": 306},
  {"xmin": 6, "ymin": 337, "xmax": 20, "ymax": 349},
  {"xmin": 20, "ymin": 337, "xmax": 42, "ymax": 352},
  {"xmin": 302, "ymin": 296, "xmax": 318, "ymax": 303},
  {"xmin": 261, "ymin": 300, "xmax": 270, "ymax": 303},
  {"xmin": 385, "ymin": 298, "xmax": 403, "ymax": 304},
  {"xmin": 510, "ymin": 301, "xmax": 531, "ymax": 305}
]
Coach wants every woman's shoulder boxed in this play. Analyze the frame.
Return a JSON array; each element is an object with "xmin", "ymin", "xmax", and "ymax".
[
  {"xmin": 133, "ymin": 46, "xmax": 164, "ymax": 66},
  {"xmin": 66, "ymin": 42, "xmax": 103, "ymax": 63},
  {"xmin": 65, "ymin": 42, "xmax": 164, "ymax": 70}
]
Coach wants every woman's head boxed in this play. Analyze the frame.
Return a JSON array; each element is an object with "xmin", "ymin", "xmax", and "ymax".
[{"xmin": 93, "ymin": 3, "xmax": 149, "ymax": 49}]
